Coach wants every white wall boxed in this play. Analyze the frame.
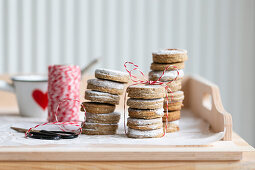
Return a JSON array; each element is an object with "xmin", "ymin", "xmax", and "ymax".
[{"xmin": 0, "ymin": 0, "xmax": 255, "ymax": 146}]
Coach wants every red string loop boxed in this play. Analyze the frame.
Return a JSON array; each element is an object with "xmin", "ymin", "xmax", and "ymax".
[
  {"xmin": 124, "ymin": 61, "xmax": 179, "ymax": 136},
  {"xmin": 25, "ymin": 99, "xmax": 86, "ymax": 138}
]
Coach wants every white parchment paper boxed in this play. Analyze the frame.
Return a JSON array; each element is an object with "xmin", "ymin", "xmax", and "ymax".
[{"xmin": 0, "ymin": 109, "xmax": 225, "ymax": 146}]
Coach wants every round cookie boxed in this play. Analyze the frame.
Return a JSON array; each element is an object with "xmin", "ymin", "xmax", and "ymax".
[
  {"xmin": 165, "ymin": 91, "xmax": 184, "ymax": 103},
  {"xmin": 163, "ymin": 120, "xmax": 180, "ymax": 133},
  {"xmin": 128, "ymin": 108, "xmax": 164, "ymax": 119},
  {"xmin": 85, "ymin": 112, "xmax": 121, "ymax": 124},
  {"xmin": 81, "ymin": 102, "xmax": 115, "ymax": 114},
  {"xmin": 95, "ymin": 68, "xmax": 129, "ymax": 83},
  {"xmin": 127, "ymin": 98, "xmax": 164, "ymax": 109},
  {"xmin": 163, "ymin": 101, "xmax": 183, "ymax": 111},
  {"xmin": 83, "ymin": 122, "xmax": 118, "ymax": 131},
  {"xmin": 165, "ymin": 79, "xmax": 183, "ymax": 92},
  {"xmin": 82, "ymin": 129, "xmax": 117, "ymax": 135},
  {"xmin": 150, "ymin": 62, "xmax": 185, "ymax": 71},
  {"xmin": 127, "ymin": 128, "xmax": 164, "ymax": 138},
  {"xmin": 127, "ymin": 117, "xmax": 163, "ymax": 131},
  {"xmin": 149, "ymin": 70, "xmax": 184, "ymax": 82},
  {"xmin": 85, "ymin": 90, "xmax": 120, "ymax": 105},
  {"xmin": 162, "ymin": 110, "xmax": 181, "ymax": 122},
  {"xmin": 152, "ymin": 49, "xmax": 188, "ymax": 64},
  {"xmin": 127, "ymin": 85, "xmax": 165, "ymax": 99},
  {"xmin": 87, "ymin": 79, "xmax": 124, "ymax": 95}
]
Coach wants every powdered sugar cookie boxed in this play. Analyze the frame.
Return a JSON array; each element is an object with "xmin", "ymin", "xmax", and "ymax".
[
  {"xmin": 86, "ymin": 112, "xmax": 121, "ymax": 124},
  {"xmin": 128, "ymin": 108, "xmax": 164, "ymax": 119},
  {"xmin": 165, "ymin": 91, "xmax": 184, "ymax": 103},
  {"xmin": 95, "ymin": 68, "xmax": 129, "ymax": 83},
  {"xmin": 127, "ymin": 117, "xmax": 163, "ymax": 130},
  {"xmin": 82, "ymin": 128, "xmax": 117, "ymax": 135},
  {"xmin": 152, "ymin": 49, "xmax": 188, "ymax": 64},
  {"xmin": 81, "ymin": 102, "xmax": 115, "ymax": 114},
  {"xmin": 87, "ymin": 79, "xmax": 125, "ymax": 95},
  {"xmin": 163, "ymin": 120, "xmax": 180, "ymax": 133},
  {"xmin": 163, "ymin": 101, "xmax": 183, "ymax": 111},
  {"xmin": 127, "ymin": 128, "xmax": 164, "ymax": 138},
  {"xmin": 148, "ymin": 70, "xmax": 184, "ymax": 82},
  {"xmin": 127, "ymin": 85, "xmax": 165, "ymax": 99},
  {"xmin": 162, "ymin": 110, "xmax": 181, "ymax": 122},
  {"xmin": 85, "ymin": 90, "xmax": 120, "ymax": 105},
  {"xmin": 127, "ymin": 98, "xmax": 164, "ymax": 109},
  {"xmin": 83, "ymin": 122, "xmax": 118, "ymax": 131},
  {"xmin": 150, "ymin": 62, "xmax": 185, "ymax": 71}
]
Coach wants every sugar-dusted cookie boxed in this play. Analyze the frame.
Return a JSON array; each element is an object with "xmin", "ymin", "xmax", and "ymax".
[
  {"xmin": 165, "ymin": 91, "xmax": 184, "ymax": 103},
  {"xmin": 127, "ymin": 98, "xmax": 164, "ymax": 109},
  {"xmin": 128, "ymin": 108, "xmax": 164, "ymax": 119},
  {"xmin": 127, "ymin": 85, "xmax": 165, "ymax": 99},
  {"xmin": 95, "ymin": 68, "xmax": 129, "ymax": 83},
  {"xmin": 85, "ymin": 112, "xmax": 121, "ymax": 124},
  {"xmin": 85, "ymin": 90, "xmax": 120, "ymax": 105},
  {"xmin": 163, "ymin": 120, "xmax": 180, "ymax": 133},
  {"xmin": 87, "ymin": 79, "xmax": 125, "ymax": 95},
  {"xmin": 162, "ymin": 110, "xmax": 181, "ymax": 122},
  {"xmin": 127, "ymin": 128, "xmax": 164, "ymax": 138},
  {"xmin": 166, "ymin": 80, "xmax": 182, "ymax": 92},
  {"xmin": 82, "ymin": 128, "xmax": 117, "ymax": 135},
  {"xmin": 148, "ymin": 70, "xmax": 184, "ymax": 82},
  {"xmin": 81, "ymin": 102, "xmax": 115, "ymax": 114},
  {"xmin": 127, "ymin": 117, "xmax": 163, "ymax": 131},
  {"xmin": 150, "ymin": 62, "xmax": 185, "ymax": 71},
  {"xmin": 83, "ymin": 122, "xmax": 118, "ymax": 131},
  {"xmin": 163, "ymin": 101, "xmax": 183, "ymax": 111},
  {"xmin": 152, "ymin": 49, "xmax": 188, "ymax": 64}
]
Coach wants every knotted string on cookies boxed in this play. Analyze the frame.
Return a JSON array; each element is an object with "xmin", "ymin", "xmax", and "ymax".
[
  {"xmin": 123, "ymin": 61, "xmax": 179, "ymax": 136},
  {"xmin": 25, "ymin": 99, "xmax": 87, "ymax": 138}
]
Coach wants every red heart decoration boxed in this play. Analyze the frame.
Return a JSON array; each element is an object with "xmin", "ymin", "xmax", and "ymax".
[{"xmin": 32, "ymin": 89, "xmax": 48, "ymax": 110}]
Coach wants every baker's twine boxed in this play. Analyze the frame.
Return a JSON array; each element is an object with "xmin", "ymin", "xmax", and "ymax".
[
  {"xmin": 25, "ymin": 99, "xmax": 86, "ymax": 138},
  {"xmin": 124, "ymin": 61, "xmax": 179, "ymax": 136}
]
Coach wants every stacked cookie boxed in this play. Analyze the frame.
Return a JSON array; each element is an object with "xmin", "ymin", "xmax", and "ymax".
[
  {"xmin": 81, "ymin": 68, "xmax": 129, "ymax": 135},
  {"xmin": 149, "ymin": 49, "xmax": 188, "ymax": 133},
  {"xmin": 126, "ymin": 85, "xmax": 165, "ymax": 138}
]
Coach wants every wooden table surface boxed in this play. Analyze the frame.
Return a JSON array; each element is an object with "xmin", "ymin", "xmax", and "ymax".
[{"xmin": 0, "ymin": 75, "xmax": 255, "ymax": 169}]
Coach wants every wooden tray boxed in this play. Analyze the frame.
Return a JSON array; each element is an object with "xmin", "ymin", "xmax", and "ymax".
[{"xmin": 0, "ymin": 76, "xmax": 253, "ymax": 161}]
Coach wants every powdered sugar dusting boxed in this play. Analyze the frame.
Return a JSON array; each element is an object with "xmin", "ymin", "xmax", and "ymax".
[
  {"xmin": 153, "ymin": 49, "xmax": 187, "ymax": 55},
  {"xmin": 128, "ymin": 98, "xmax": 164, "ymax": 103},
  {"xmin": 128, "ymin": 117, "xmax": 162, "ymax": 125},
  {"xmin": 128, "ymin": 84, "xmax": 163, "ymax": 89},
  {"xmin": 96, "ymin": 68, "xmax": 129, "ymax": 77},
  {"xmin": 86, "ymin": 112, "xmax": 120, "ymax": 119},
  {"xmin": 164, "ymin": 120, "xmax": 180, "ymax": 126},
  {"xmin": 155, "ymin": 108, "xmax": 164, "ymax": 116},
  {"xmin": 133, "ymin": 124, "xmax": 163, "ymax": 130},
  {"xmin": 86, "ymin": 90, "xmax": 119, "ymax": 100},
  {"xmin": 128, "ymin": 128, "xmax": 163, "ymax": 137},
  {"xmin": 149, "ymin": 70, "xmax": 184, "ymax": 80},
  {"xmin": 87, "ymin": 79, "xmax": 124, "ymax": 90}
]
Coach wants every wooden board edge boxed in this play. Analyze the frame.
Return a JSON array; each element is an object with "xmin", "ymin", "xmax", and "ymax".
[
  {"xmin": 184, "ymin": 75, "xmax": 233, "ymax": 141},
  {"xmin": 0, "ymin": 151, "xmax": 243, "ymax": 161}
]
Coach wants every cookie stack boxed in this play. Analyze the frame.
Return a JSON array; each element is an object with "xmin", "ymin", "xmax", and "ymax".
[
  {"xmin": 81, "ymin": 68, "xmax": 129, "ymax": 135},
  {"xmin": 149, "ymin": 49, "xmax": 188, "ymax": 133},
  {"xmin": 126, "ymin": 85, "xmax": 165, "ymax": 138}
]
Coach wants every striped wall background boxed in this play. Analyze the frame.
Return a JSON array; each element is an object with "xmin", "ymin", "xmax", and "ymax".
[{"xmin": 0, "ymin": 0, "xmax": 255, "ymax": 146}]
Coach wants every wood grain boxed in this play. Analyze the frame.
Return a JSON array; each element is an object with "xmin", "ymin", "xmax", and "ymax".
[
  {"xmin": 0, "ymin": 134, "xmax": 254, "ymax": 169},
  {"xmin": 0, "ymin": 75, "xmax": 254, "ymax": 164},
  {"xmin": 182, "ymin": 76, "xmax": 232, "ymax": 141}
]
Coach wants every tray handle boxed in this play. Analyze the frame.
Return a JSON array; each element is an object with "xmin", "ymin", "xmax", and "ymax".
[{"xmin": 182, "ymin": 76, "xmax": 232, "ymax": 141}]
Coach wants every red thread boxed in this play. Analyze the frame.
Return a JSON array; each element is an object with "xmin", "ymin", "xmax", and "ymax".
[
  {"xmin": 124, "ymin": 61, "xmax": 179, "ymax": 136},
  {"xmin": 25, "ymin": 99, "xmax": 86, "ymax": 138},
  {"xmin": 26, "ymin": 65, "xmax": 85, "ymax": 138}
]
